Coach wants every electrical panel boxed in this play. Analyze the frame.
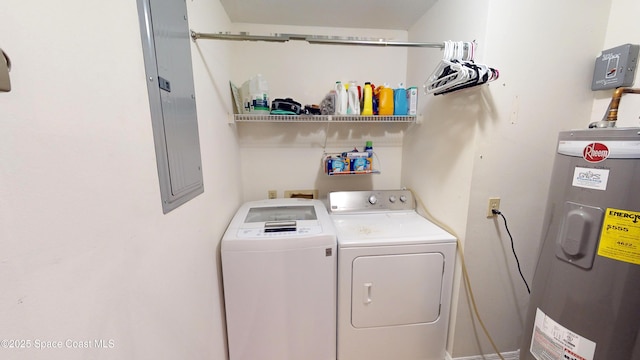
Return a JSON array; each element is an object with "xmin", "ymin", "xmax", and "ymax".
[
  {"xmin": 137, "ymin": 0, "xmax": 204, "ymax": 213},
  {"xmin": 592, "ymin": 43, "xmax": 639, "ymax": 90}
]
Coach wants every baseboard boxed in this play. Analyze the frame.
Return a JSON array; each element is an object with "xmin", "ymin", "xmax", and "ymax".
[{"xmin": 445, "ymin": 349, "xmax": 520, "ymax": 360}]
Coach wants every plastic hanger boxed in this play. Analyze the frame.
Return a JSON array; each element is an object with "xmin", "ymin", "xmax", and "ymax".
[
  {"xmin": 425, "ymin": 40, "xmax": 499, "ymax": 95},
  {"xmin": 424, "ymin": 41, "xmax": 472, "ymax": 94}
]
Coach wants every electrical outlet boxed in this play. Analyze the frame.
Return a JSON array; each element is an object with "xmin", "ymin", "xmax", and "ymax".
[
  {"xmin": 487, "ymin": 197, "xmax": 500, "ymax": 217},
  {"xmin": 268, "ymin": 190, "xmax": 277, "ymax": 199}
]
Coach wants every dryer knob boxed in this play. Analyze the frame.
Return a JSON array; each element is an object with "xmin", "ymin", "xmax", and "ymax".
[
  {"xmin": 399, "ymin": 195, "xmax": 407, "ymax": 203},
  {"xmin": 389, "ymin": 195, "xmax": 397, "ymax": 203},
  {"xmin": 368, "ymin": 195, "xmax": 378, "ymax": 205}
]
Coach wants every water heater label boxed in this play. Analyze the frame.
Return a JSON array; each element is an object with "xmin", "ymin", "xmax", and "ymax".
[
  {"xmin": 597, "ymin": 208, "xmax": 640, "ymax": 265},
  {"xmin": 530, "ymin": 308, "xmax": 596, "ymax": 360},
  {"xmin": 571, "ymin": 167, "xmax": 609, "ymax": 191},
  {"xmin": 558, "ymin": 140, "xmax": 640, "ymax": 159}
]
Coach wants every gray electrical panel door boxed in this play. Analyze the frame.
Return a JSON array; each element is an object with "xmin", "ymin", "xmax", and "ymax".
[{"xmin": 137, "ymin": 0, "xmax": 204, "ymax": 213}]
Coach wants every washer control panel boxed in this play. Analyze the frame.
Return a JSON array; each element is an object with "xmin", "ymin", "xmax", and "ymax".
[{"xmin": 329, "ymin": 190, "xmax": 415, "ymax": 213}]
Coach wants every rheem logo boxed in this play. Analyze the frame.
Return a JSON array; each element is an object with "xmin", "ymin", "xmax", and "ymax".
[{"xmin": 583, "ymin": 142, "xmax": 609, "ymax": 163}]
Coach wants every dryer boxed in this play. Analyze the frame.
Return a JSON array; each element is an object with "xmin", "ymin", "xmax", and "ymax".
[
  {"xmin": 221, "ymin": 198, "xmax": 337, "ymax": 360},
  {"xmin": 329, "ymin": 190, "xmax": 457, "ymax": 360}
]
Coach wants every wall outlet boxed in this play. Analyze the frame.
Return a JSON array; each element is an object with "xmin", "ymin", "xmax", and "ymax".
[
  {"xmin": 487, "ymin": 197, "xmax": 500, "ymax": 217},
  {"xmin": 268, "ymin": 190, "xmax": 277, "ymax": 199}
]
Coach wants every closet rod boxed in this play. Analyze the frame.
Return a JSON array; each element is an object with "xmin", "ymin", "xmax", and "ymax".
[{"xmin": 190, "ymin": 31, "xmax": 445, "ymax": 48}]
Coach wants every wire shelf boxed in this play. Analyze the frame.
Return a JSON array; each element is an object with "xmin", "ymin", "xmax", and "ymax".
[{"xmin": 234, "ymin": 114, "xmax": 417, "ymax": 123}]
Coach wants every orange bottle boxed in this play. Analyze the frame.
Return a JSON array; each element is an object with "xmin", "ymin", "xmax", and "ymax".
[{"xmin": 377, "ymin": 83, "xmax": 394, "ymax": 115}]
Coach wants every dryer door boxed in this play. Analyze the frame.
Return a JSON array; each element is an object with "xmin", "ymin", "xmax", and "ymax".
[{"xmin": 351, "ymin": 252, "xmax": 444, "ymax": 328}]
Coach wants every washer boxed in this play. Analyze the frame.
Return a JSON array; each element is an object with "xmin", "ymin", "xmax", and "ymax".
[
  {"xmin": 329, "ymin": 190, "xmax": 457, "ymax": 360},
  {"xmin": 221, "ymin": 198, "xmax": 337, "ymax": 360}
]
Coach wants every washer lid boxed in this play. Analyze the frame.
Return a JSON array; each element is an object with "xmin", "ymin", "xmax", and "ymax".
[
  {"xmin": 244, "ymin": 204, "xmax": 317, "ymax": 223},
  {"xmin": 331, "ymin": 211, "xmax": 455, "ymax": 246},
  {"xmin": 222, "ymin": 198, "xmax": 337, "ymax": 251}
]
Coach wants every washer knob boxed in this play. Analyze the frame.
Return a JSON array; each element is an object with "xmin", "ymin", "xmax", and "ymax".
[
  {"xmin": 399, "ymin": 195, "xmax": 407, "ymax": 203},
  {"xmin": 368, "ymin": 195, "xmax": 378, "ymax": 205},
  {"xmin": 389, "ymin": 195, "xmax": 397, "ymax": 203}
]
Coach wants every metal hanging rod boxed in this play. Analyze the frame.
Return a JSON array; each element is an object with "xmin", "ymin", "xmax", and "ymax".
[{"xmin": 190, "ymin": 31, "xmax": 445, "ymax": 48}]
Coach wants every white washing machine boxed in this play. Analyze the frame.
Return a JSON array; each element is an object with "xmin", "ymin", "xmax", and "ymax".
[
  {"xmin": 221, "ymin": 198, "xmax": 337, "ymax": 360},
  {"xmin": 328, "ymin": 190, "xmax": 457, "ymax": 360}
]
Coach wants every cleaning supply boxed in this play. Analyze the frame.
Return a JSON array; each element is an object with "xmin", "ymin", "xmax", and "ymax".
[
  {"xmin": 361, "ymin": 82, "xmax": 373, "ymax": 115},
  {"xmin": 408, "ymin": 86, "xmax": 418, "ymax": 115},
  {"xmin": 335, "ymin": 81, "xmax": 348, "ymax": 115},
  {"xmin": 320, "ymin": 91, "xmax": 336, "ymax": 115},
  {"xmin": 364, "ymin": 141, "xmax": 373, "ymax": 157},
  {"xmin": 377, "ymin": 83, "xmax": 394, "ymax": 115},
  {"xmin": 351, "ymin": 156, "xmax": 368, "ymax": 172},
  {"xmin": 364, "ymin": 140, "xmax": 373, "ymax": 171},
  {"xmin": 249, "ymin": 74, "xmax": 270, "ymax": 114},
  {"xmin": 326, "ymin": 155, "xmax": 350, "ymax": 174},
  {"xmin": 347, "ymin": 81, "xmax": 360, "ymax": 115},
  {"xmin": 371, "ymin": 83, "xmax": 378, "ymax": 115},
  {"xmin": 343, "ymin": 149, "xmax": 369, "ymax": 172},
  {"xmin": 393, "ymin": 82, "xmax": 408, "ymax": 115}
]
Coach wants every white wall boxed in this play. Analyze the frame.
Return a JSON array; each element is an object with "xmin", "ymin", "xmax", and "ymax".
[
  {"xmin": 590, "ymin": 0, "xmax": 640, "ymax": 127},
  {"xmin": 2, "ymin": 0, "xmax": 635, "ymax": 359},
  {"xmin": 0, "ymin": 0, "xmax": 239, "ymax": 359},
  {"xmin": 405, "ymin": 0, "xmax": 612, "ymax": 357},
  {"xmin": 403, "ymin": 0, "xmax": 490, "ymax": 356}
]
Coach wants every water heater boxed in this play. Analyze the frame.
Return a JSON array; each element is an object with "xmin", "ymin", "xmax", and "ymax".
[{"xmin": 521, "ymin": 128, "xmax": 640, "ymax": 360}]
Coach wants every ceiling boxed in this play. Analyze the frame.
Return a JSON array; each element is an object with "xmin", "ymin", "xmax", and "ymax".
[{"xmin": 219, "ymin": 0, "xmax": 438, "ymax": 30}]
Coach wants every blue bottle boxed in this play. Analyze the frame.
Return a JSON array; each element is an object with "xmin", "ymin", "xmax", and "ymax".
[
  {"xmin": 393, "ymin": 83, "xmax": 408, "ymax": 115},
  {"xmin": 364, "ymin": 141, "xmax": 373, "ymax": 157}
]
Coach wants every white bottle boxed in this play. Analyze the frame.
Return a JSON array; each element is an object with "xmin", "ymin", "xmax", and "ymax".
[
  {"xmin": 408, "ymin": 86, "xmax": 418, "ymax": 115},
  {"xmin": 346, "ymin": 81, "xmax": 360, "ymax": 115},
  {"xmin": 335, "ymin": 81, "xmax": 348, "ymax": 115},
  {"xmin": 250, "ymin": 74, "xmax": 270, "ymax": 114}
]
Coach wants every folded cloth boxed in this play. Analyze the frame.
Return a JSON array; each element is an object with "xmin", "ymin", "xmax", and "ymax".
[{"xmin": 270, "ymin": 109, "xmax": 298, "ymax": 115}]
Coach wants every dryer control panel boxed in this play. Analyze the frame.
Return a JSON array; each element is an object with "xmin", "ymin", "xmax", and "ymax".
[{"xmin": 329, "ymin": 190, "xmax": 415, "ymax": 213}]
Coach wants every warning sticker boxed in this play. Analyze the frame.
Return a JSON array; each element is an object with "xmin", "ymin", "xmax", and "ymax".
[
  {"xmin": 597, "ymin": 208, "xmax": 640, "ymax": 265},
  {"xmin": 530, "ymin": 309, "xmax": 596, "ymax": 360}
]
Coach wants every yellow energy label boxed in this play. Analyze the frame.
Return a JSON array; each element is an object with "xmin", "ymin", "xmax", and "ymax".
[{"xmin": 597, "ymin": 208, "xmax": 640, "ymax": 265}]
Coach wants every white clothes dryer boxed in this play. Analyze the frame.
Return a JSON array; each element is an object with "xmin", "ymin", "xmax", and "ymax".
[
  {"xmin": 221, "ymin": 198, "xmax": 337, "ymax": 360},
  {"xmin": 329, "ymin": 190, "xmax": 457, "ymax": 360}
]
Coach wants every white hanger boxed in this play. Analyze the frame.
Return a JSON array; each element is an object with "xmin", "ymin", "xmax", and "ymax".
[
  {"xmin": 424, "ymin": 41, "xmax": 471, "ymax": 94},
  {"xmin": 424, "ymin": 40, "xmax": 499, "ymax": 95}
]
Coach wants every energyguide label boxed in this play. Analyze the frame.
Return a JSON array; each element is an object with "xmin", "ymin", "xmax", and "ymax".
[{"xmin": 597, "ymin": 208, "xmax": 640, "ymax": 265}]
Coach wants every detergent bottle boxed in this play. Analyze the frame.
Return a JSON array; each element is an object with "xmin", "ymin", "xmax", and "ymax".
[
  {"xmin": 393, "ymin": 82, "xmax": 408, "ymax": 115},
  {"xmin": 347, "ymin": 81, "xmax": 360, "ymax": 115},
  {"xmin": 361, "ymin": 82, "xmax": 374, "ymax": 115},
  {"xmin": 377, "ymin": 83, "xmax": 394, "ymax": 115}
]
